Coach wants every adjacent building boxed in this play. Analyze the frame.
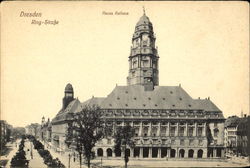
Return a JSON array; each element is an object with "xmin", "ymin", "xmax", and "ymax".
[
  {"xmin": 25, "ymin": 123, "xmax": 40, "ymax": 138},
  {"xmin": 0, "ymin": 120, "xmax": 12, "ymax": 150},
  {"xmin": 50, "ymin": 12, "xmax": 226, "ymax": 159},
  {"xmin": 224, "ymin": 115, "xmax": 249, "ymax": 156}
]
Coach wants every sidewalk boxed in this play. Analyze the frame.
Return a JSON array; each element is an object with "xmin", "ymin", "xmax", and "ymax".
[
  {"xmin": 5, "ymin": 139, "xmax": 21, "ymax": 167},
  {"xmin": 46, "ymin": 146, "xmax": 87, "ymax": 168}
]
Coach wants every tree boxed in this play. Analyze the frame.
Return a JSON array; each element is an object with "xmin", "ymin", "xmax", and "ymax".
[
  {"xmin": 65, "ymin": 104, "xmax": 107, "ymax": 168},
  {"xmin": 114, "ymin": 124, "xmax": 135, "ymax": 168}
]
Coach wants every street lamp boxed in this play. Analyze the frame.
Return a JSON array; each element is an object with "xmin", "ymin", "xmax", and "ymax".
[{"xmin": 68, "ymin": 153, "xmax": 71, "ymax": 168}]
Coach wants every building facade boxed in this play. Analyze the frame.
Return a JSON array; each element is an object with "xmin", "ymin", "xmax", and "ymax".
[
  {"xmin": 51, "ymin": 12, "xmax": 225, "ymax": 159},
  {"xmin": 25, "ymin": 123, "xmax": 40, "ymax": 138},
  {"xmin": 0, "ymin": 120, "xmax": 12, "ymax": 150},
  {"xmin": 224, "ymin": 115, "xmax": 249, "ymax": 156}
]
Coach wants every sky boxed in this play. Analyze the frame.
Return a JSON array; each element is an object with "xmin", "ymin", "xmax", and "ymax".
[{"xmin": 1, "ymin": 1, "xmax": 249, "ymax": 127}]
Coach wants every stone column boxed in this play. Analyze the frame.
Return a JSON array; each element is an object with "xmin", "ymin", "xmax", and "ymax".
[
  {"xmin": 157, "ymin": 122, "xmax": 161, "ymax": 136},
  {"xmin": 167, "ymin": 148, "xmax": 170, "ymax": 158},
  {"xmin": 176, "ymin": 148, "xmax": 179, "ymax": 158},
  {"xmin": 149, "ymin": 147, "xmax": 152, "ymax": 158},
  {"xmin": 167, "ymin": 122, "xmax": 170, "ymax": 136},
  {"xmin": 185, "ymin": 123, "xmax": 188, "ymax": 136},
  {"xmin": 184, "ymin": 149, "xmax": 188, "ymax": 158},
  {"xmin": 194, "ymin": 122, "xmax": 197, "ymax": 137},
  {"xmin": 140, "ymin": 147, "xmax": 143, "ymax": 158},
  {"xmin": 203, "ymin": 149, "xmax": 207, "ymax": 158},
  {"xmin": 158, "ymin": 148, "xmax": 161, "ymax": 158},
  {"xmin": 149, "ymin": 122, "xmax": 152, "ymax": 136},
  {"xmin": 204, "ymin": 123, "xmax": 207, "ymax": 136},
  {"xmin": 139, "ymin": 122, "xmax": 143, "ymax": 136},
  {"xmin": 213, "ymin": 148, "xmax": 217, "ymax": 158},
  {"xmin": 103, "ymin": 148, "xmax": 107, "ymax": 157},
  {"xmin": 176, "ymin": 122, "xmax": 179, "ymax": 136},
  {"xmin": 193, "ymin": 149, "xmax": 197, "ymax": 158}
]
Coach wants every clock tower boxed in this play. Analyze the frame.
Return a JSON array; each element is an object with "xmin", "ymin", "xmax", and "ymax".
[
  {"xmin": 62, "ymin": 83, "xmax": 74, "ymax": 109},
  {"xmin": 127, "ymin": 10, "xmax": 159, "ymax": 91}
]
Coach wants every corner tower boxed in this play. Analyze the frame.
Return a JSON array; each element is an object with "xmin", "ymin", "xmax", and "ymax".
[
  {"xmin": 62, "ymin": 83, "xmax": 74, "ymax": 109},
  {"xmin": 127, "ymin": 10, "xmax": 159, "ymax": 91}
]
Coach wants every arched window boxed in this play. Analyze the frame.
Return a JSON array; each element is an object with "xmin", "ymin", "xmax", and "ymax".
[
  {"xmin": 106, "ymin": 148, "xmax": 112, "ymax": 157},
  {"xmin": 188, "ymin": 149, "xmax": 194, "ymax": 158},
  {"xmin": 179, "ymin": 149, "xmax": 185, "ymax": 158},
  {"xmin": 115, "ymin": 148, "xmax": 121, "ymax": 157},
  {"xmin": 170, "ymin": 149, "xmax": 176, "ymax": 158},
  {"xmin": 97, "ymin": 148, "xmax": 103, "ymax": 157},
  {"xmin": 197, "ymin": 149, "xmax": 203, "ymax": 158}
]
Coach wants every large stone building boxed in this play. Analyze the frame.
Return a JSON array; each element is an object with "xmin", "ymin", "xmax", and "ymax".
[{"xmin": 51, "ymin": 12, "xmax": 225, "ymax": 159}]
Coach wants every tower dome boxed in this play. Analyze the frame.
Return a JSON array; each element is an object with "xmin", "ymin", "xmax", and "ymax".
[
  {"xmin": 65, "ymin": 83, "xmax": 73, "ymax": 93},
  {"xmin": 136, "ymin": 14, "xmax": 152, "ymax": 27}
]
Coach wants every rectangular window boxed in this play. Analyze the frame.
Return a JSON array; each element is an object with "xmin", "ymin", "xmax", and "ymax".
[
  {"xmin": 161, "ymin": 127, "xmax": 166, "ymax": 136},
  {"xmin": 188, "ymin": 127, "xmax": 193, "ymax": 137},
  {"xmin": 179, "ymin": 127, "xmax": 184, "ymax": 136},
  {"xmin": 152, "ymin": 127, "xmax": 158, "ymax": 137},
  {"xmin": 170, "ymin": 127, "xmax": 175, "ymax": 136}
]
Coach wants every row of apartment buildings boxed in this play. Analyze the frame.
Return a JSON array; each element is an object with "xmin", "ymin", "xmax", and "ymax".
[{"xmin": 0, "ymin": 120, "xmax": 13, "ymax": 151}]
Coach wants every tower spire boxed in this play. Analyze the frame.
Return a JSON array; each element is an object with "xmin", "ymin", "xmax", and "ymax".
[{"xmin": 143, "ymin": 6, "xmax": 146, "ymax": 15}]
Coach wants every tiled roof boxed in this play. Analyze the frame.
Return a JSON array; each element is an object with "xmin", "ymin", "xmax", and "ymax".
[
  {"xmin": 51, "ymin": 99, "xmax": 81, "ymax": 123},
  {"xmin": 100, "ymin": 85, "xmax": 221, "ymax": 111},
  {"xmin": 194, "ymin": 99, "xmax": 221, "ymax": 112},
  {"xmin": 81, "ymin": 97, "xmax": 105, "ymax": 107}
]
